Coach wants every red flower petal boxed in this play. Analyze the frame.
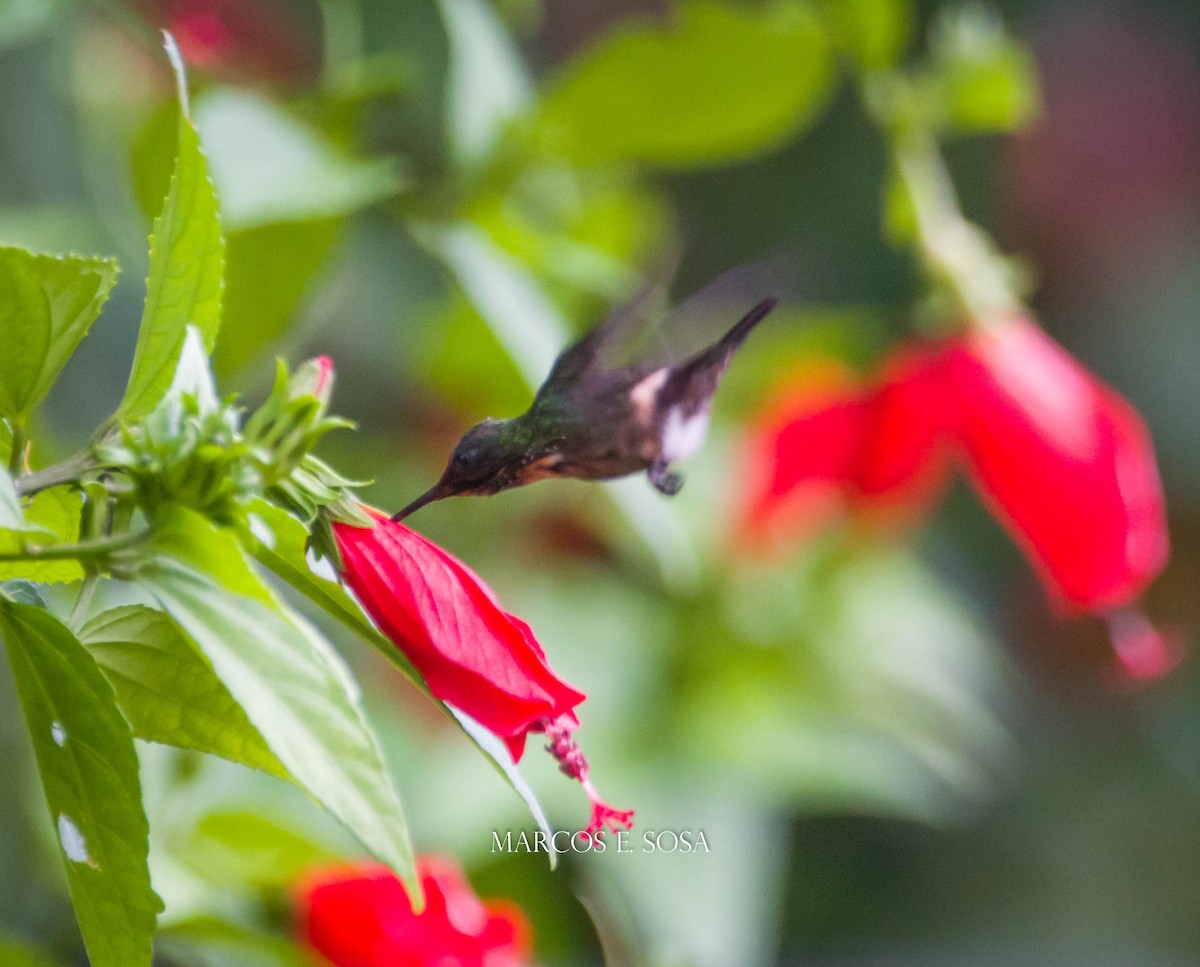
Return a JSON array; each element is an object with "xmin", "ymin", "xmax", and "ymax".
[
  {"xmin": 296, "ymin": 858, "xmax": 532, "ymax": 967},
  {"xmin": 737, "ymin": 361, "xmax": 872, "ymax": 549},
  {"xmin": 851, "ymin": 346, "xmax": 953, "ymax": 518},
  {"xmin": 737, "ymin": 351, "xmax": 951, "ymax": 548},
  {"xmin": 945, "ymin": 318, "xmax": 1168, "ymax": 611},
  {"xmin": 333, "ymin": 513, "xmax": 585, "ymax": 760}
]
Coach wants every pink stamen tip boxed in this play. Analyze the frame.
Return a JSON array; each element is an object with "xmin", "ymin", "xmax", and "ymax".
[{"xmin": 579, "ymin": 779, "xmax": 635, "ymax": 843}]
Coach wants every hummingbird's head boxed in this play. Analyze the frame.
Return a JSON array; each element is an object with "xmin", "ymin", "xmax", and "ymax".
[{"xmin": 392, "ymin": 418, "xmax": 523, "ymax": 520}]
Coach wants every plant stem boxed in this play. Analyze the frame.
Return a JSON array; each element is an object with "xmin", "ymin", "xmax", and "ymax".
[
  {"xmin": 0, "ymin": 528, "xmax": 151, "ymax": 563},
  {"xmin": 7, "ymin": 421, "xmax": 26, "ymax": 476},
  {"xmin": 890, "ymin": 127, "xmax": 1021, "ymax": 323},
  {"xmin": 14, "ymin": 452, "xmax": 98, "ymax": 497},
  {"xmin": 68, "ymin": 575, "xmax": 100, "ymax": 631},
  {"xmin": 320, "ymin": 0, "xmax": 363, "ymax": 89}
]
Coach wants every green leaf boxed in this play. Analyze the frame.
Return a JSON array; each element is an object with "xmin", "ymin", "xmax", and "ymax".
[
  {"xmin": 137, "ymin": 506, "xmax": 416, "ymax": 892},
  {"xmin": 0, "ymin": 932, "xmax": 59, "ymax": 967},
  {"xmin": 179, "ymin": 810, "xmax": 342, "ymax": 889},
  {"xmin": 0, "ymin": 601, "xmax": 159, "ymax": 967},
  {"xmin": 825, "ymin": 0, "xmax": 911, "ymax": 71},
  {"xmin": 243, "ymin": 499, "xmax": 558, "ymax": 854},
  {"xmin": 194, "ymin": 89, "xmax": 402, "ymax": 231},
  {"xmin": 214, "ymin": 219, "xmax": 342, "ymax": 378},
  {"xmin": 0, "ymin": 0, "xmax": 65, "ymax": 53},
  {"xmin": 439, "ymin": 0, "xmax": 532, "ymax": 165},
  {"xmin": 0, "ymin": 486, "xmax": 84, "ymax": 584},
  {"xmin": 159, "ymin": 917, "xmax": 321, "ymax": 967},
  {"xmin": 0, "ymin": 246, "xmax": 119, "ymax": 421},
  {"xmin": 930, "ymin": 7, "xmax": 1039, "ymax": 134},
  {"xmin": 119, "ymin": 112, "xmax": 224, "ymax": 421},
  {"xmin": 535, "ymin": 0, "xmax": 833, "ymax": 167},
  {"xmin": 79, "ymin": 605, "xmax": 288, "ymax": 780},
  {"xmin": 0, "ymin": 466, "xmax": 24, "ymax": 529}
]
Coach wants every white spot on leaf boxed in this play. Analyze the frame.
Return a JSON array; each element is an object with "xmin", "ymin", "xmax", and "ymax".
[
  {"xmin": 50, "ymin": 722, "xmax": 67, "ymax": 747},
  {"xmin": 58, "ymin": 815, "xmax": 97, "ymax": 868}
]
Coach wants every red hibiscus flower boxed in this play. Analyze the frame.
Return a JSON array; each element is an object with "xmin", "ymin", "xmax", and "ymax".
[
  {"xmin": 296, "ymin": 857, "xmax": 531, "ymax": 967},
  {"xmin": 333, "ymin": 510, "xmax": 633, "ymax": 839},
  {"xmin": 943, "ymin": 318, "xmax": 1167, "ymax": 613},
  {"xmin": 738, "ymin": 316, "xmax": 1172, "ymax": 676},
  {"xmin": 738, "ymin": 349, "xmax": 951, "ymax": 549}
]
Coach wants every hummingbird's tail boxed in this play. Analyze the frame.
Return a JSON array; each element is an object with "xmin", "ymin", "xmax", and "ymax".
[
  {"xmin": 659, "ymin": 297, "xmax": 779, "ymax": 413},
  {"xmin": 717, "ymin": 297, "xmax": 778, "ymax": 353}
]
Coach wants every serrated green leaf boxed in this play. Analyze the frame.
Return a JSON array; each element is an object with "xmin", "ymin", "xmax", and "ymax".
[
  {"xmin": 244, "ymin": 499, "xmax": 557, "ymax": 854},
  {"xmin": 120, "ymin": 113, "xmax": 224, "ymax": 421},
  {"xmin": 0, "ymin": 486, "xmax": 84, "ymax": 584},
  {"xmin": 179, "ymin": 810, "xmax": 342, "ymax": 889},
  {"xmin": 136, "ymin": 506, "xmax": 416, "ymax": 893},
  {"xmin": 536, "ymin": 0, "xmax": 833, "ymax": 167},
  {"xmin": 0, "ymin": 246, "xmax": 118, "ymax": 421},
  {"xmin": 0, "ymin": 601, "xmax": 159, "ymax": 967},
  {"xmin": 79, "ymin": 605, "xmax": 288, "ymax": 781}
]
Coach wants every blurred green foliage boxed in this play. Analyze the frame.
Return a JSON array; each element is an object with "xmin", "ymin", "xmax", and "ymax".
[{"xmin": 0, "ymin": 0, "xmax": 1198, "ymax": 965}]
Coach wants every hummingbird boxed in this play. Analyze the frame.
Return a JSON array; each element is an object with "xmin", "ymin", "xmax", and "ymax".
[{"xmin": 392, "ymin": 263, "xmax": 780, "ymax": 521}]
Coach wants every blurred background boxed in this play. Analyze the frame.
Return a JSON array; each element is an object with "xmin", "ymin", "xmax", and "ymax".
[{"xmin": 2, "ymin": 0, "xmax": 1200, "ymax": 964}]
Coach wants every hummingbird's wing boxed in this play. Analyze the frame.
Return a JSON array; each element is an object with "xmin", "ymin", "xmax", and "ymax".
[
  {"xmin": 540, "ymin": 256, "xmax": 790, "ymax": 401},
  {"xmin": 537, "ymin": 251, "xmax": 678, "ymax": 396}
]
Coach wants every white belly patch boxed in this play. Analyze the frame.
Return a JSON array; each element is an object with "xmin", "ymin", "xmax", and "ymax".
[{"xmin": 662, "ymin": 405, "xmax": 710, "ymax": 462}]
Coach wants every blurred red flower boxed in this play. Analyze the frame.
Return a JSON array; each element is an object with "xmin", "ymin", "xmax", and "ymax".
[
  {"xmin": 944, "ymin": 318, "xmax": 1168, "ymax": 613},
  {"xmin": 738, "ymin": 348, "xmax": 951, "ymax": 549},
  {"xmin": 131, "ymin": 0, "xmax": 319, "ymax": 85},
  {"xmin": 334, "ymin": 510, "xmax": 633, "ymax": 838},
  {"xmin": 738, "ymin": 317, "xmax": 1169, "ymax": 656},
  {"xmin": 296, "ymin": 857, "xmax": 531, "ymax": 967}
]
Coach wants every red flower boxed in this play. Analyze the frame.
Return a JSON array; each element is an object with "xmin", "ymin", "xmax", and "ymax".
[
  {"xmin": 296, "ymin": 857, "xmax": 531, "ymax": 967},
  {"xmin": 333, "ymin": 510, "xmax": 633, "ymax": 839},
  {"xmin": 738, "ymin": 317, "xmax": 1170, "ymax": 671},
  {"xmin": 738, "ymin": 349, "xmax": 950, "ymax": 549},
  {"xmin": 132, "ymin": 0, "xmax": 319, "ymax": 85},
  {"xmin": 944, "ymin": 319, "xmax": 1168, "ymax": 613}
]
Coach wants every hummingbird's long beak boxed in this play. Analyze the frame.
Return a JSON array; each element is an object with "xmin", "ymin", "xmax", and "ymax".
[{"xmin": 391, "ymin": 481, "xmax": 450, "ymax": 521}]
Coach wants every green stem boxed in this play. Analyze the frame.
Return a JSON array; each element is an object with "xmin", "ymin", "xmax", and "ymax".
[
  {"xmin": 8, "ymin": 421, "xmax": 26, "ymax": 476},
  {"xmin": 0, "ymin": 528, "xmax": 151, "ymax": 563},
  {"xmin": 890, "ymin": 127, "xmax": 1021, "ymax": 323},
  {"xmin": 14, "ymin": 452, "xmax": 98, "ymax": 497},
  {"xmin": 319, "ymin": 0, "xmax": 363, "ymax": 89},
  {"xmin": 68, "ymin": 575, "xmax": 100, "ymax": 631}
]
